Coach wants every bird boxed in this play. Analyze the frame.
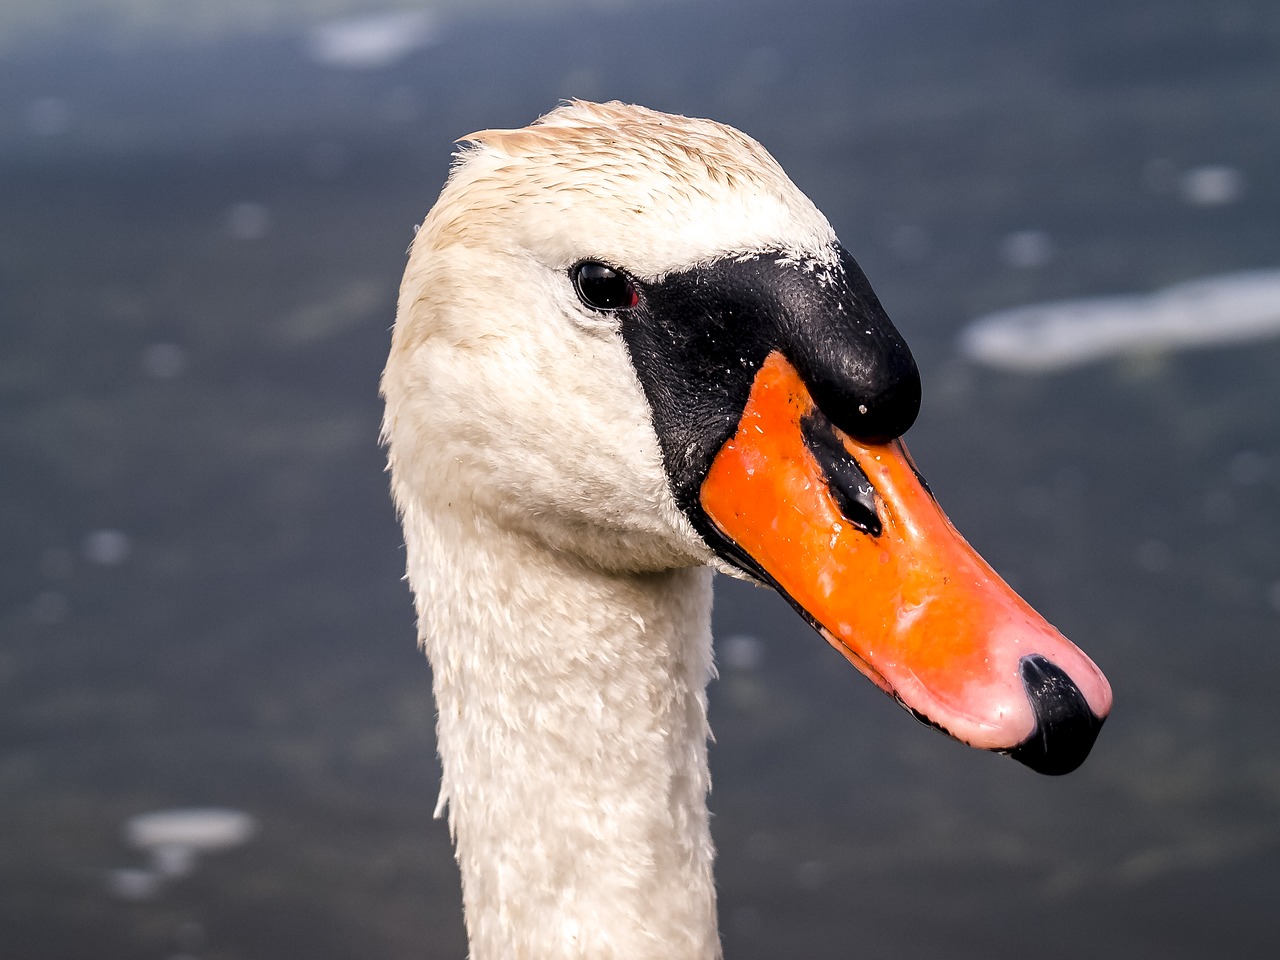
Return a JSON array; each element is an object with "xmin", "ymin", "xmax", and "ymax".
[{"xmin": 380, "ymin": 100, "xmax": 1112, "ymax": 960}]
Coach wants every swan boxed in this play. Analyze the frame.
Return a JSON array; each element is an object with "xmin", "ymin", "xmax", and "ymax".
[{"xmin": 381, "ymin": 101, "xmax": 1112, "ymax": 960}]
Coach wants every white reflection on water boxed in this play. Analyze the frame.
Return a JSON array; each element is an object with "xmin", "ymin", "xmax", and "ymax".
[
  {"xmin": 107, "ymin": 808, "xmax": 256, "ymax": 900},
  {"xmin": 720, "ymin": 634, "xmax": 765, "ymax": 672},
  {"xmin": 959, "ymin": 269, "xmax": 1280, "ymax": 372},
  {"xmin": 132, "ymin": 809, "xmax": 254, "ymax": 871},
  {"xmin": 126, "ymin": 808, "xmax": 256, "ymax": 856},
  {"xmin": 305, "ymin": 10, "xmax": 438, "ymax": 71},
  {"xmin": 1179, "ymin": 165, "xmax": 1246, "ymax": 207}
]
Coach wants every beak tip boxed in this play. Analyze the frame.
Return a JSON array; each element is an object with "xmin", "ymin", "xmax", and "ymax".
[{"xmin": 1005, "ymin": 654, "xmax": 1108, "ymax": 776}]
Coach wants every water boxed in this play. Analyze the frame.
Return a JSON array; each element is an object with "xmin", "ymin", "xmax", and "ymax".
[
  {"xmin": 3, "ymin": 1, "xmax": 1279, "ymax": 957},
  {"xmin": 959, "ymin": 270, "xmax": 1280, "ymax": 372}
]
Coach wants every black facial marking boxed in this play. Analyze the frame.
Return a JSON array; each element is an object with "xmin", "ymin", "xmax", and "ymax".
[
  {"xmin": 799, "ymin": 409, "xmax": 881, "ymax": 537},
  {"xmin": 616, "ymin": 244, "xmax": 919, "ymax": 559}
]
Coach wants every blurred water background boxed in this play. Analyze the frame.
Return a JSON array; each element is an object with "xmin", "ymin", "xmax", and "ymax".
[{"xmin": 3, "ymin": 1, "xmax": 1280, "ymax": 957}]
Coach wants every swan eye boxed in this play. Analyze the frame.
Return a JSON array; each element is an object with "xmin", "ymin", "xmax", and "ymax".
[{"xmin": 572, "ymin": 261, "xmax": 639, "ymax": 311}]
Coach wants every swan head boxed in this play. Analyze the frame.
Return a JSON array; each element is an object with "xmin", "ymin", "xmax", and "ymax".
[
  {"xmin": 384, "ymin": 101, "xmax": 1111, "ymax": 774},
  {"xmin": 384, "ymin": 101, "xmax": 886, "ymax": 571}
]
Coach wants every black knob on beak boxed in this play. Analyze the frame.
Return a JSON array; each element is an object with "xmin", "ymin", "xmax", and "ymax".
[{"xmin": 783, "ymin": 247, "xmax": 921, "ymax": 443}]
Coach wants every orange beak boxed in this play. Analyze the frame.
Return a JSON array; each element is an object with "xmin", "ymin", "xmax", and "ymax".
[{"xmin": 701, "ymin": 352, "xmax": 1111, "ymax": 773}]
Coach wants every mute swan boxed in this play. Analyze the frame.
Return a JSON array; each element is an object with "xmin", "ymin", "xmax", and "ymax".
[{"xmin": 381, "ymin": 101, "xmax": 1111, "ymax": 960}]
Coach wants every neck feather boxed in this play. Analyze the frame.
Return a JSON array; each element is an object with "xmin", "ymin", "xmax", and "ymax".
[{"xmin": 406, "ymin": 508, "xmax": 721, "ymax": 960}]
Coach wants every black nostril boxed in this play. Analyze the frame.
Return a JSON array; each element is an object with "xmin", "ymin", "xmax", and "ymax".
[
  {"xmin": 799, "ymin": 409, "xmax": 882, "ymax": 536},
  {"xmin": 1008, "ymin": 655, "xmax": 1105, "ymax": 776}
]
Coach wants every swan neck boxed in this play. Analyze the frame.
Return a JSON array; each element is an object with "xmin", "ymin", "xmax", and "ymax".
[{"xmin": 415, "ymin": 518, "xmax": 720, "ymax": 960}]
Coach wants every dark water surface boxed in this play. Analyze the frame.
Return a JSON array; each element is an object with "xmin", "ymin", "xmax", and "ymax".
[{"xmin": 4, "ymin": 1, "xmax": 1280, "ymax": 957}]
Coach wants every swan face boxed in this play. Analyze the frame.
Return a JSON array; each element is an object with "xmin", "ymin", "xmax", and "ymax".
[
  {"xmin": 385, "ymin": 101, "xmax": 1112, "ymax": 774},
  {"xmin": 386, "ymin": 225, "xmax": 704, "ymax": 572}
]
